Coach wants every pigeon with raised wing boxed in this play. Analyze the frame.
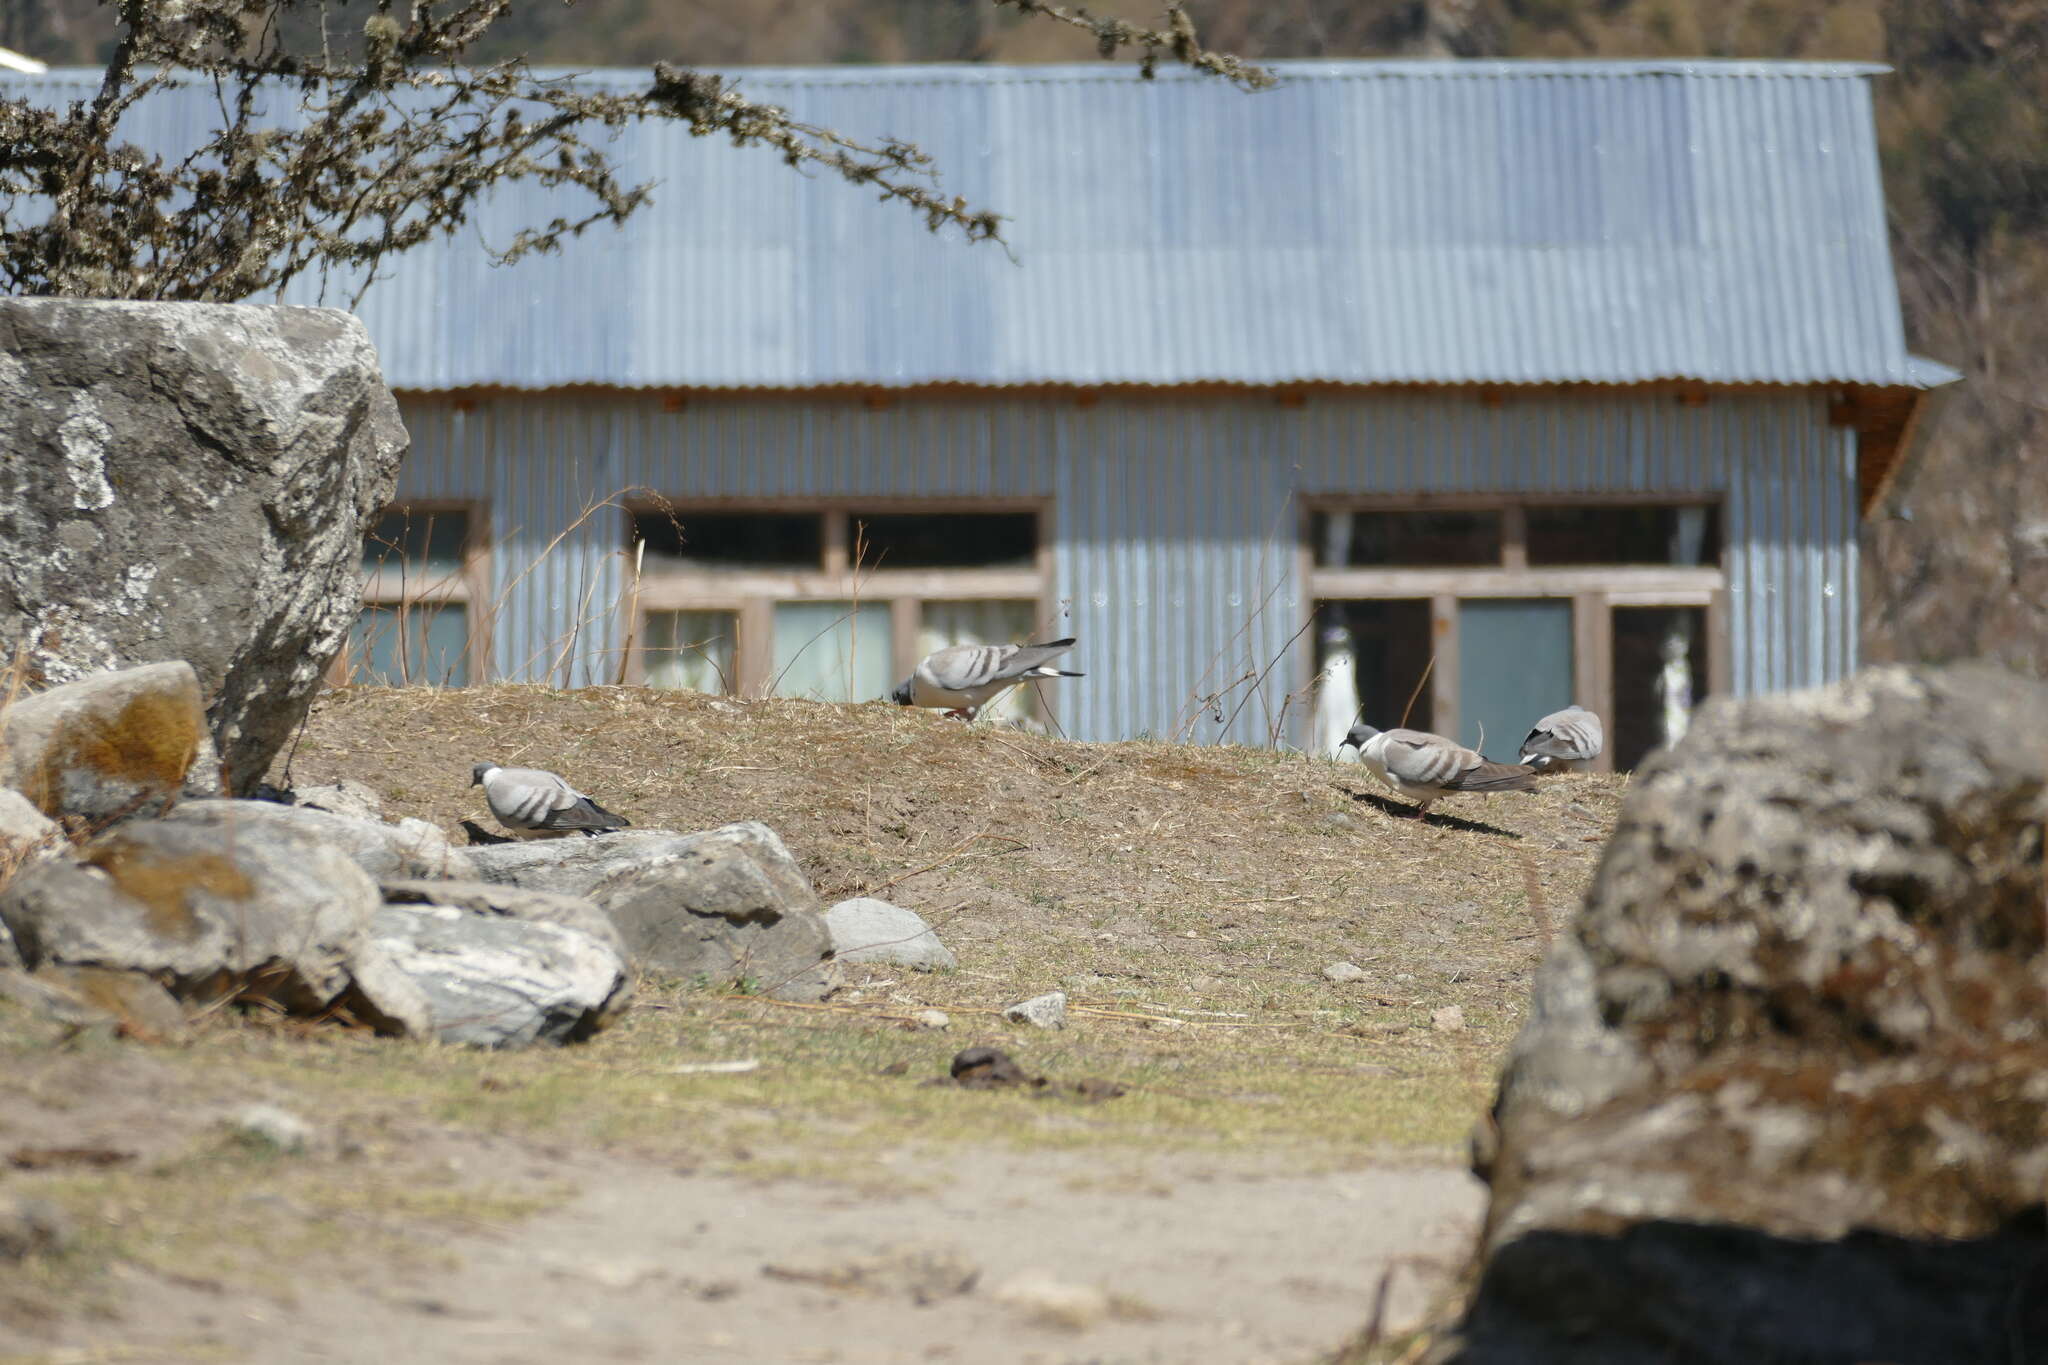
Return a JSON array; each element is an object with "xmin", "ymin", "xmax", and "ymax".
[
  {"xmin": 1518, "ymin": 705, "xmax": 1604, "ymax": 771},
  {"xmin": 890, "ymin": 638, "xmax": 1083, "ymax": 721},
  {"xmin": 1339, "ymin": 724, "xmax": 1537, "ymax": 819},
  {"xmin": 471, "ymin": 762, "xmax": 630, "ymax": 838}
]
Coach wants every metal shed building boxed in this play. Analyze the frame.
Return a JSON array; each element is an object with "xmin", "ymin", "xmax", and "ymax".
[{"xmin": 8, "ymin": 60, "xmax": 1956, "ymax": 764}]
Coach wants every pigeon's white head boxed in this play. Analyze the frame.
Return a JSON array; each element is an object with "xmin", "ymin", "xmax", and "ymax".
[
  {"xmin": 1341, "ymin": 723, "xmax": 1381, "ymax": 750},
  {"xmin": 470, "ymin": 762, "xmax": 497, "ymax": 787}
]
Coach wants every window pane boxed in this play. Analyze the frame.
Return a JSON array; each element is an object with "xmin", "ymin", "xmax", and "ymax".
[
  {"xmin": 363, "ymin": 508, "xmax": 469, "ymax": 574},
  {"xmin": 1312, "ymin": 509, "xmax": 1502, "ymax": 567},
  {"xmin": 771, "ymin": 601, "xmax": 893, "ymax": 702},
  {"xmin": 1314, "ymin": 600, "xmax": 1434, "ymax": 754},
  {"xmin": 1612, "ymin": 606, "xmax": 1708, "ymax": 771},
  {"xmin": 634, "ymin": 510, "xmax": 823, "ymax": 570},
  {"xmin": 348, "ymin": 603, "xmax": 470, "ymax": 686},
  {"xmin": 852, "ymin": 513, "xmax": 1037, "ymax": 569},
  {"xmin": 920, "ymin": 600, "xmax": 1040, "ymax": 721},
  {"xmin": 1525, "ymin": 504, "xmax": 1721, "ymax": 566},
  {"xmin": 1457, "ymin": 598, "xmax": 1572, "ymax": 760},
  {"xmin": 643, "ymin": 610, "xmax": 737, "ymax": 693}
]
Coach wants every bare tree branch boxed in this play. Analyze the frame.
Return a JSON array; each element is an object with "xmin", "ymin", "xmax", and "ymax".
[{"xmin": 0, "ymin": 0, "xmax": 1270, "ymax": 302}]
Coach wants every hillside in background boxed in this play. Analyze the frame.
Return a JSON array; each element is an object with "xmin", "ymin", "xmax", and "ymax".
[{"xmin": 7, "ymin": 0, "xmax": 2039, "ymax": 674}]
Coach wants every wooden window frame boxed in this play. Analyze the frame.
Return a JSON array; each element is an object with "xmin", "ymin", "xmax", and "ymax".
[
  {"xmin": 1299, "ymin": 494, "xmax": 1730, "ymax": 771},
  {"xmin": 339, "ymin": 500, "xmax": 493, "ymax": 685},
  {"xmin": 623, "ymin": 498, "xmax": 1059, "ymax": 696}
]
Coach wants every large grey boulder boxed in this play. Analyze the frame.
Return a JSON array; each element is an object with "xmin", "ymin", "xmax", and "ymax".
[
  {"xmin": 1440, "ymin": 664, "xmax": 2048, "ymax": 1365},
  {"xmin": 0, "ymin": 662, "xmax": 204, "ymax": 822},
  {"xmin": 0, "ymin": 300, "xmax": 407, "ymax": 795},
  {"xmin": 462, "ymin": 823, "xmax": 834, "ymax": 999},
  {"xmin": 826, "ymin": 897, "xmax": 957, "ymax": 971},
  {"xmin": 163, "ymin": 800, "xmax": 476, "ymax": 881},
  {"xmin": 0, "ymin": 817, "xmax": 379, "ymax": 1011},
  {"xmin": 346, "ymin": 904, "xmax": 629, "ymax": 1048}
]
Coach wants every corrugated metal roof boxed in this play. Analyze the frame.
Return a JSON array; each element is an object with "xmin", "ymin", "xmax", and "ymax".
[{"xmin": 4, "ymin": 60, "xmax": 1948, "ymax": 390}]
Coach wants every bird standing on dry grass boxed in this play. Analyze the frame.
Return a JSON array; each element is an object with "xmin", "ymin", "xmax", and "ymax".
[
  {"xmin": 1518, "ymin": 705, "xmax": 1605, "ymax": 771},
  {"xmin": 890, "ymin": 638, "xmax": 1084, "ymax": 721},
  {"xmin": 1339, "ymin": 724, "xmax": 1537, "ymax": 820},
  {"xmin": 471, "ymin": 762, "xmax": 630, "ymax": 838}
]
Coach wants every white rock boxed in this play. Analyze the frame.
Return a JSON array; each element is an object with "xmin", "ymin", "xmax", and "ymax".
[
  {"xmin": 1003, "ymin": 990, "xmax": 1067, "ymax": 1029},
  {"xmin": 915, "ymin": 1009, "xmax": 951, "ymax": 1030},
  {"xmin": 992, "ymin": 1268, "xmax": 1111, "ymax": 1329},
  {"xmin": 1323, "ymin": 961, "xmax": 1367, "ymax": 984},
  {"xmin": 0, "ymin": 787, "xmax": 58, "ymax": 853},
  {"xmin": 350, "ymin": 904, "xmax": 630, "ymax": 1049},
  {"xmin": 229, "ymin": 1103, "xmax": 314, "ymax": 1153},
  {"xmin": 825, "ymin": 897, "xmax": 957, "ymax": 972},
  {"xmin": 290, "ymin": 779, "xmax": 385, "ymax": 822},
  {"xmin": 1431, "ymin": 1004, "xmax": 1467, "ymax": 1033}
]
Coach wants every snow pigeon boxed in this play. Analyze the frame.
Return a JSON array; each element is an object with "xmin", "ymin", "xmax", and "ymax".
[
  {"xmin": 1339, "ymin": 724, "xmax": 1537, "ymax": 819},
  {"xmin": 470, "ymin": 762, "xmax": 630, "ymax": 838},
  {"xmin": 1518, "ymin": 705, "xmax": 1605, "ymax": 771},
  {"xmin": 890, "ymin": 637, "xmax": 1083, "ymax": 721}
]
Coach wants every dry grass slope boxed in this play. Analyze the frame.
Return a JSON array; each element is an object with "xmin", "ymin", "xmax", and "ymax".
[{"xmin": 2, "ymin": 685, "xmax": 1626, "ymax": 1357}]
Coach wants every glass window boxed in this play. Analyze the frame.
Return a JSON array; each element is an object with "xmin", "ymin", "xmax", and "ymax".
[
  {"xmin": 1525, "ymin": 504, "xmax": 1721, "ymax": 567},
  {"xmin": 1312, "ymin": 509, "xmax": 1503, "ymax": 567},
  {"xmin": 363, "ymin": 508, "xmax": 470, "ymax": 574},
  {"xmin": 634, "ymin": 510, "xmax": 823, "ymax": 571},
  {"xmin": 348, "ymin": 602, "xmax": 470, "ymax": 685},
  {"xmin": 1457, "ymin": 598, "xmax": 1572, "ymax": 760},
  {"xmin": 770, "ymin": 601, "xmax": 893, "ymax": 701},
  {"xmin": 852, "ymin": 513, "xmax": 1038, "ymax": 570},
  {"xmin": 919, "ymin": 600, "xmax": 1040, "ymax": 721},
  {"xmin": 643, "ymin": 610, "xmax": 737, "ymax": 693}
]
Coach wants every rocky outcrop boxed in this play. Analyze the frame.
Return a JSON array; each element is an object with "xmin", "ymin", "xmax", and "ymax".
[
  {"xmin": 0, "ymin": 816, "xmax": 380, "ymax": 1012},
  {"xmin": 0, "ymin": 299, "xmax": 407, "ymax": 794},
  {"xmin": 826, "ymin": 897, "xmax": 957, "ymax": 972},
  {"xmin": 1442, "ymin": 664, "xmax": 2048, "ymax": 1364},
  {"xmin": 0, "ymin": 661, "xmax": 204, "ymax": 823},
  {"xmin": 346, "ymin": 904, "xmax": 629, "ymax": 1048}
]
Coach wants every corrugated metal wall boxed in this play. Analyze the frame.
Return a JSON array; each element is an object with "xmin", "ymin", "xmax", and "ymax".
[{"xmin": 393, "ymin": 388, "xmax": 1857, "ymax": 743}]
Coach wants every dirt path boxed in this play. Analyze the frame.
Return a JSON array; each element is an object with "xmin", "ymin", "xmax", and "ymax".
[{"xmin": 37, "ymin": 1142, "xmax": 1480, "ymax": 1365}]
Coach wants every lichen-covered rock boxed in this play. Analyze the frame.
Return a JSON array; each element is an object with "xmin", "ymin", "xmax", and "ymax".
[
  {"xmin": 0, "ymin": 661, "xmax": 203, "ymax": 822},
  {"xmin": 1440, "ymin": 664, "xmax": 2048, "ymax": 1365},
  {"xmin": 0, "ymin": 817, "xmax": 379, "ymax": 1011},
  {"xmin": 32, "ymin": 964, "xmax": 189, "ymax": 1042},
  {"xmin": 564, "ymin": 823, "xmax": 835, "ymax": 1001},
  {"xmin": 826, "ymin": 897, "xmax": 956, "ymax": 971},
  {"xmin": 347, "ymin": 904, "xmax": 629, "ymax": 1048},
  {"xmin": 163, "ymin": 800, "xmax": 476, "ymax": 881},
  {"xmin": 0, "ymin": 299, "xmax": 407, "ymax": 794}
]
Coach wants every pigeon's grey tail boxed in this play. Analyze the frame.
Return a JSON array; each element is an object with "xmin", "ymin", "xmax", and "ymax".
[{"xmin": 1446, "ymin": 761, "xmax": 1539, "ymax": 793}]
